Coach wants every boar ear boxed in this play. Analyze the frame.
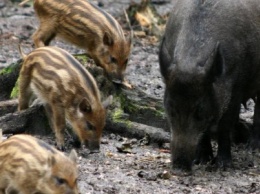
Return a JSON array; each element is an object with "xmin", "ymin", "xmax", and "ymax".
[
  {"xmin": 68, "ymin": 149, "xmax": 77, "ymax": 163},
  {"xmin": 103, "ymin": 32, "xmax": 114, "ymax": 46},
  {"xmin": 159, "ymin": 36, "xmax": 173, "ymax": 78},
  {"xmin": 208, "ymin": 42, "xmax": 225, "ymax": 81},
  {"xmin": 102, "ymin": 95, "xmax": 113, "ymax": 109},
  {"xmin": 79, "ymin": 98, "xmax": 92, "ymax": 113}
]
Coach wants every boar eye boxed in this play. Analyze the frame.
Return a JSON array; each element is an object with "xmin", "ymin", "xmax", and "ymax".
[
  {"xmin": 54, "ymin": 176, "xmax": 67, "ymax": 185},
  {"xmin": 86, "ymin": 121, "xmax": 95, "ymax": 131},
  {"xmin": 110, "ymin": 56, "xmax": 117, "ymax": 64},
  {"xmin": 124, "ymin": 58, "xmax": 129, "ymax": 65},
  {"xmin": 194, "ymin": 107, "xmax": 206, "ymax": 121}
]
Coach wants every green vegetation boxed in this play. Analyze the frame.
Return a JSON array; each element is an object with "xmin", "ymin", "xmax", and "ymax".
[
  {"xmin": 111, "ymin": 107, "xmax": 132, "ymax": 128},
  {"xmin": 74, "ymin": 53, "xmax": 89, "ymax": 64},
  {"xmin": 0, "ymin": 60, "xmax": 21, "ymax": 75},
  {"xmin": 10, "ymin": 80, "xmax": 19, "ymax": 99},
  {"xmin": 118, "ymin": 93, "xmax": 164, "ymax": 118},
  {"xmin": 0, "ymin": 65, "xmax": 15, "ymax": 75}
]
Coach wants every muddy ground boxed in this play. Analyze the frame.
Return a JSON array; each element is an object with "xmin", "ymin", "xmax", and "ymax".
[{"xmin": 0, "ymin": 0, "xmax": 259, "ymax": 193}]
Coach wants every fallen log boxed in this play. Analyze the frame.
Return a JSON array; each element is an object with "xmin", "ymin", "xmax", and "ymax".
[
  {"xmin": 0, "ymin": 99, "xmax": 18, "ymax": 117},
  {"xmin": 0, "ymin": 98, "xmax": 170, "ymax": 144},
  {"xmin": 0, "ymin": 57, "xmax": 170, "ymax": 144},
  {"xmin": 106, "ymin": 119, "xmax": 170, "ymax": 144},
  {"xmin": 0, "ymin": 104, "xmax": 51, "ymax": 135}
]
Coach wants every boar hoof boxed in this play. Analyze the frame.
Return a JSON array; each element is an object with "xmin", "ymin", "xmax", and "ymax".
[
  {"xmin": 249, "ymin": 138, "xmax": 260, "ymax": 150},
  {"xmin": 213, "ymin": 156, "xmax": 233, "ymax": 170},
  {"xmin": 171, "ymin": 168, "xmax": 192, "ymax": 176},
  {"xmin": 193, "ymin": 151, "xmax": 214, "ymax": 165},
  {"xmin": 193, "ymin": 156, "xmax": 211, "ymax": 165}
]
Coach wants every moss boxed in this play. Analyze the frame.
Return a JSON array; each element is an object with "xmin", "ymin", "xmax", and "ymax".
[
  {"xmin": 0, "ymin": 65, "xmax": 15, "ymax": 75},
  {"xmin": 118, "ymin": 93, "xmax": 164, "ymax": 118},
  {"xmin": 112, "ymin": 108, "xmax": 124, "ymax": 120},
  {"xmin": 0, "ymin": 60, "xmax": 22, "ymax": 75},
  {"xmin": 117, "ymin": 94, "xmax": 137, "ymax": 113},
  {"xmin": 111, "ymin": 108, "xmax": 132, "ymax": 128},
  {"xmin": 74, "ymin": 54, "xmax": 89, "ymax": 64},
  {"xmin": 152, "ymin": 107, "xmax": 165, "ymax": 117},
  {"xmin": 10, "ymin": 80, "xmax": 19, "ymax": 99}
]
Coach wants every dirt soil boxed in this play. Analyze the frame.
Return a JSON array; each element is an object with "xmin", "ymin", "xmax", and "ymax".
[{"xmin": 0, "ymin": 0, "xmax": 259, "ymax": 193}]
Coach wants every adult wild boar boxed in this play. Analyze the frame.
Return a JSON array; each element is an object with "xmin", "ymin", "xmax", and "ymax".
[{"xmin": 159, "ymin": 0, "xmax": 260, "ymax": 173}]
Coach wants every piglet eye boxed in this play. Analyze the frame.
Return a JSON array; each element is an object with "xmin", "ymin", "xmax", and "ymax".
[
  {"xmin": 54, "ymin": 176, "xmax": 67, "ymax": 185},
  {"xmin": 124, "ymin": 58, "xmax": 128, "ymax": 65},
  {"xmin": 110, "ymin": 56, "xmax": 117, "ymax": 64},
  {"xmin": 86, "ymin": 122, "xmax": 95, "ymax": 131}
]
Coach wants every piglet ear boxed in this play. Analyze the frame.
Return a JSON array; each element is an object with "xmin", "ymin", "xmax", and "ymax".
[
  {"xmin": 68, "ymin": 149, "xmax": 78, "ymax": 163},
  {"xmin": 79, "ymin": 98, "xmax": 92, "ymax": 113},
  {"xmin": 102, "ymin": 95, "xmax": 113, "ymax": 109},
  {"xmin": 103, "ymin": 32, "xmax": 114, "ymax": 46},
  {"xmin": 48, "ymin": 156, "xmax": 56, "ymax": 167}
]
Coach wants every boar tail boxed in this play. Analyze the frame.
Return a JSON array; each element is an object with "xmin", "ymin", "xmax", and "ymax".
[
  {"xmin": 19, "ymin": 0, "xmax": 31, "ymax": 6},
  {"xmin": 18, "ymin": 44, "xmax": 27, "ymax": 60}
]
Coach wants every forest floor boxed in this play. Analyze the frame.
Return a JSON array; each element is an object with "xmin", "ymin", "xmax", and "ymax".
[{"xmin": 0, "ymin": 0, "xmax": 259, "ymax": 193}]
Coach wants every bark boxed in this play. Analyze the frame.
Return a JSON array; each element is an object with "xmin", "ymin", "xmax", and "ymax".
[
  {"xmin": 0, "ymin": 99, "xmax": 18, "ymax": 117},
  {"xmin": 0, "ymin": 102, "xmax": 51, "ymax": 135},
  {"xmin": 106, "ymin": 119, "xmax": 170, "ymax": 144}
]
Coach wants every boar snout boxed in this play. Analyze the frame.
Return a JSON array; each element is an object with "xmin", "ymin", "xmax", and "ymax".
[{"xmin": 171, "ymin": 134, "xmax": 198, "ymax": 174}]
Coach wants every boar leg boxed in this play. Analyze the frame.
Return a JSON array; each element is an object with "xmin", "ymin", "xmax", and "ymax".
[
  {"xmin": 216, "ymin": 103, "xmax": 240, "ymax": 168},
  {"xmin": 216, "ymin": 121, "xmax": 232, "ymax": 168},
  {"xmin": 194, "ymin": 131, "xmax": 213, "ymax": 165},
  {"xmin": 51, "ymin": 105, "xmax": 66, "ymax": 151},
  {"xmin": 32, "ymin": 23, "xmax": 56, "ymax": 47},
  {"xmin": 251, "ymin": 95, "xmax": 260, "ymax": 149}
]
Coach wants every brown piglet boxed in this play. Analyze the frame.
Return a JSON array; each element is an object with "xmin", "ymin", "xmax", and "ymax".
[
  {"xmin": 0, "ymin": 134, "xmax": 78, "ymax": 194},
  {"xmin": 18, "ymin": 46, "xmax": 112, "ymax": 152},
  {"xmin": 20, "ymin": 0, "xmax": 132, "ymax": 83}
]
